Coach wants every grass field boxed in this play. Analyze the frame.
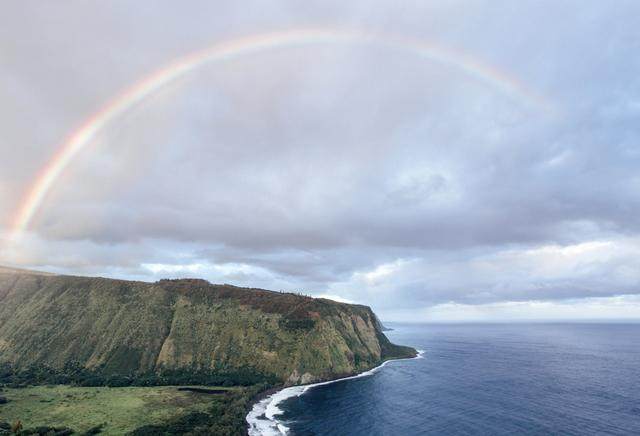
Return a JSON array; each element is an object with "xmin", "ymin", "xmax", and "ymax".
[{"xmin": 0, "ymin": 385, "xmax": 236, "ymax": 434}]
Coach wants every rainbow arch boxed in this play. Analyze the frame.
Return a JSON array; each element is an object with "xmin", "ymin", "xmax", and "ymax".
[{"xmin": 10, "ymin": 28, "xmax": 552, "ymax": 240}]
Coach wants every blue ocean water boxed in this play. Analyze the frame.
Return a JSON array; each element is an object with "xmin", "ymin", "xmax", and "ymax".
[{"xmin": 278, "ymin": 323, "xmax": 640, "ymax": 435}]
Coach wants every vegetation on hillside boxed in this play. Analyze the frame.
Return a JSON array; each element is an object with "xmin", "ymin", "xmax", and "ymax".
[
  {"xmin": 0, "ymin": 271, "xmax": 416, "ymax": 387},
  {"xmin": 0, "ymin": 363, "xmax": 277, "ymax": 389}
]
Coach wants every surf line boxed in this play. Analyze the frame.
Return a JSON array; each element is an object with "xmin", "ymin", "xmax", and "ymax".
[{"xmin": 246, "ymin": 350, "xmax": 425, "ymax": 436}]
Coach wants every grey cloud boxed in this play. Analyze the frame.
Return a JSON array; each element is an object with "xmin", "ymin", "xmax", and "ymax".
[{"xmin": 1, "ymin": 1, "xmax": 640, "ymax": 319}]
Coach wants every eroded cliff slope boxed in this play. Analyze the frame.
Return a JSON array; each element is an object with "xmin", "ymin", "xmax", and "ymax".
[{"xmin": 0, "ymin": 269, "xmax": 415, "ymax": 385}]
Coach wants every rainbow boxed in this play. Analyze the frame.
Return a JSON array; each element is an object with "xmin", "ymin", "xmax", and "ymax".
[{"xmin": 10, "ymin": 28, "xmax": 552, "ymax": 240}]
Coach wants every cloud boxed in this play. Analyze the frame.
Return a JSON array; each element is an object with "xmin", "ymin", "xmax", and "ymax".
[
  {"xmin": 383, "ymin": 294, "xmax": 640, "ymax": 323},
  {"xmin": 327, "ymin": 238, "xmax": 640, "ymax": 310},
  {"xmin": 1, "ymin": 1, "xmax": 639, "ymax": 320}
]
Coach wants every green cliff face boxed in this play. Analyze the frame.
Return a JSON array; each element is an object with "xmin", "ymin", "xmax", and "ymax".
[{"xmin": 0, "ymin": 269, "xmax": 416, "ymax": 385}]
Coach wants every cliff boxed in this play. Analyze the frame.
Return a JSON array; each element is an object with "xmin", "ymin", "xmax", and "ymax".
[{"xmin": 0, "ymin": 268, "xmax": 416, "ymax": 386}]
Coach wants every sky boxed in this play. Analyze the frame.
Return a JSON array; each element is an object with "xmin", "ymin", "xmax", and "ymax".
[{"xmin": 1, "ymin": 1, "xmax": 640, "ymax": 322}]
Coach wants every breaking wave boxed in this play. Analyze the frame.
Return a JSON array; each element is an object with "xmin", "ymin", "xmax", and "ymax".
[{"xmin": 246, "ymin": 351, "xmax": 425, "ymax": 435}]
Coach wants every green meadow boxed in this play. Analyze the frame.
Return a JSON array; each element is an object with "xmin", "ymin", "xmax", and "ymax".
[{"xmin": 0, "ymin": 385, "xmax": 241, "ymax": 435}]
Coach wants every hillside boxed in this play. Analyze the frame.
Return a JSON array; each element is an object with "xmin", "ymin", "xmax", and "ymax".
[{"xmin": 0, "ymin": 268, "xmax": 416, "ymax": 387}]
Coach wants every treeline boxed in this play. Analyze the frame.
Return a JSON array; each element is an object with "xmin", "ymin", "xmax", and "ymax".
[
  {"xmin": 131, "ymin": 387, "xmax": 258, "ymax": 436},
  {"xmin": 0, "ymin": 421, "xmax": 105, "ymax": 435},
  {"xmin": 0, "ymin": 363, "xmax": 278, "ymax": 389},
  {"xmin": 0, "ymin": 421, "xmax": 75, "ymax": 435}
]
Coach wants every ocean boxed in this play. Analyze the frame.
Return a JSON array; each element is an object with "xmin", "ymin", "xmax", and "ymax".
[{"xmin": 247, "ymin": 323, "xmax": 640, "ymax": 435}]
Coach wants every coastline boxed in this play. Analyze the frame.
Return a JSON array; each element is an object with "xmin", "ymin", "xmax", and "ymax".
[{"xmin": 245, "ymin": 350, "xmax": 425, "ymax": 436}]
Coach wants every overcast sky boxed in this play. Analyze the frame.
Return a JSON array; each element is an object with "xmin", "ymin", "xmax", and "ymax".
[{"xmin": 2, "ymin": 1, "xmax": 640, "ymax": 321}]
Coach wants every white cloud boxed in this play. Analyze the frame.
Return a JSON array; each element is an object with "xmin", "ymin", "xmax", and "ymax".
[
  {"xmin": 327, "ymin": 238, "xmax": 640, "ymax": 312},
  {"xmin": 354, "ymin": 259, "xmax": 411, "ymax": 287},
  {"xmin": 315, "ymin": 294, "xmax": 354, "ymax": 304},
  {"xmin": 381, "ymin": 294, "xmax": 640, "ymax": 322}
]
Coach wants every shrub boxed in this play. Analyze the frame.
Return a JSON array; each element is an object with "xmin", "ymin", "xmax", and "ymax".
[{"xmin": 82, "ymin": 423, "xmax": 105, "ymax": 435}]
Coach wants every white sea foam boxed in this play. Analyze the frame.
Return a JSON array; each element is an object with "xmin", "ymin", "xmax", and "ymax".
[{"xmin": 246, "ymin": 350, "xmax": 425, "ymax": 436}]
